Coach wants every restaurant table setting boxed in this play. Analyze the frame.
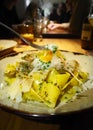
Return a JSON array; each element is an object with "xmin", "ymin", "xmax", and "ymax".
[{"xmin": 0, "ymin": 21, "xmax": 93, "ymax": 124}]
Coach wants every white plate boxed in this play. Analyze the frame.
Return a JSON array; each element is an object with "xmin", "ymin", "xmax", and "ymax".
[
  {"xmin": 0, "ymin": 40, "xmax": 17, "ymax": 51},
  {"xmin": 0, "ymin": 50, "xmax": 93, "ymax": 121}
]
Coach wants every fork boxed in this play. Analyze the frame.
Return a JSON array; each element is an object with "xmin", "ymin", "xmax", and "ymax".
[{"xmin": 0, "ymin": 22, "xmax": 45, "ymax": 50}]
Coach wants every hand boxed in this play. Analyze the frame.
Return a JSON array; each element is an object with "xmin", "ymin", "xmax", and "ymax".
[
  {"xmin": 47, "ymin": 22, "xmax": 61, "ymax": 30},
  {"xmin": 48, "ymin": 22, "xmax": 70, "ymax": 30}
]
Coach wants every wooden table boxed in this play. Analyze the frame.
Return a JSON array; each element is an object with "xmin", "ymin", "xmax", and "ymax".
[
  {"xmin": 1, "ymin": 38, "xmax": 92, "ymax": 60},
  {"xmin": 42, "ymin": 28, "xmax": 80, "ymax": 39},
  {"xmin": 14, "ymin": 38, "xmax": 89, "ymax": 55}
]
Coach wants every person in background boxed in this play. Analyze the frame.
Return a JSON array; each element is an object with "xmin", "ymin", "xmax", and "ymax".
[
  {"xmin": 48, "ymin": 6, "xmax": 57, "ymax": 22},
  {"xmin": 49, "ymin": 2, "xmax": 66, "ymax": 23},
  {"xmin": 48, "ymin": 0, "xmax": 91, "ymax": 36},
  {"xmin": 23, "ymin": 1, "xmax": 44, "ymax": 24},
  {"xmin": 23, "ymin": 2, "xmax": 38, "ymax": 23},
  {"xmin": 0, "ymin": 0, "xmax": 20, "ymax": 38},
  {"xmin": 0, "ymin": 0, "xmax": 20, "ymax": 26},
  {"xmin": 63, "ymin": 0, "xmax": 72, "ymax": 22}
]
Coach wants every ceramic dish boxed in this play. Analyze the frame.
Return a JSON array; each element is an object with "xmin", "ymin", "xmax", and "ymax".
[
  {"xmin": 0, "ymin": 40, "xmax": 17, "ymax": 51},
  {"xmin": 0, "ymin": 50, "xmax": 93, "ymax": 122}
]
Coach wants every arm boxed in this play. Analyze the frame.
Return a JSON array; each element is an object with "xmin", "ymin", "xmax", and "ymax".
[
  {"xmin": 48, "ymin": 0, "xmax": 91, "ymax": 34},
  {"xmin": 48, "ymin": 21, "xmax": 70, "ymax": 30}
]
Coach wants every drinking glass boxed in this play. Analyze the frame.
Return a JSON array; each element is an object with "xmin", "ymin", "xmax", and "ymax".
[
  {"xmin": 34, "ymin": 18, "xmax": 43, "ymax": 42},
  {"xmin": 42, "ymin": 17, "xmax": 49, "ymax": 33}
]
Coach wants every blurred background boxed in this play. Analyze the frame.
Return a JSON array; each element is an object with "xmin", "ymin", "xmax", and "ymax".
[
  {"xmin": 0, "ymin": 0, "xmax": 70, "ymax": 38},
  {"xmin": 16, "ymin": 0, "xmax": 66, "ymax": 22}
]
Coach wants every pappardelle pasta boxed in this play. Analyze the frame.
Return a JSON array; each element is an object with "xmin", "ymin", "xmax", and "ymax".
[{"xmin": 1, "ymin": 47, "xmax": 89, "ymax": 108}]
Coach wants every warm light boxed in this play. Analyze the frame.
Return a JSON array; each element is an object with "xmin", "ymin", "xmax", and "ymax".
[{"xmin": 25, "ymin": 0, "xmax": 32, "ymax": 7}]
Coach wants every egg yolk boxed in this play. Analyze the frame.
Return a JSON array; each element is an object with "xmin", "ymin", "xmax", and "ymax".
[{"xmin": 37, "ymin": 50, "xmax": 53, "ymax": 63}]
